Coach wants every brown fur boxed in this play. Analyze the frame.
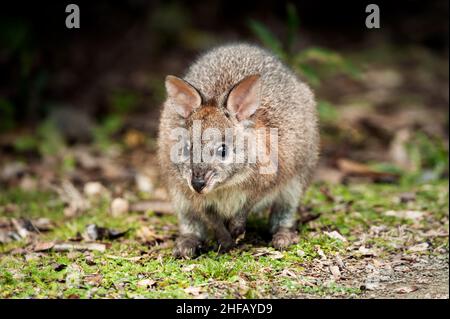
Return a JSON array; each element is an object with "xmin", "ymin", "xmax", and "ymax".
[{"xmin": 158, "ymin": 43, "xmax": 319, "ymax": 258}]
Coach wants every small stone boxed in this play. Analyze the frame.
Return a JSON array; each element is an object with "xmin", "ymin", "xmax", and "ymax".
[
  {"xmin": 19, "ymin": 176, "xmax": 37, "ymax": 191},
  {"xmin": 135, "ymin": 173, "xmax": 154, "ymax": 194},
  {"xmin": 296, "ymin": 249, "xmax": 306, "ymax": 257},
  {"xmin": 110, "ymin": 198, "xmax": 129, "ymax": 217},
  {"xmin": 84, "ymin": 182, "xmax": 105, "ymax": 197}
]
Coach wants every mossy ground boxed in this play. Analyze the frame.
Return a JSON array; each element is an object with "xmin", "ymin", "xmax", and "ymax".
[{"xmin": 1, "ymin": 180, "xmax": 448, "ymax": 298}]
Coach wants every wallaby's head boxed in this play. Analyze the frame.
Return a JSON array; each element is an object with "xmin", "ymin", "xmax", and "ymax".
[{"xmin": 164, "ymin": 74, "xmax": 265, "ymax": 195}]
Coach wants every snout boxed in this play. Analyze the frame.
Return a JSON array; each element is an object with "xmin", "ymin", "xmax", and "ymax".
[
  {"xmin": 190, "ymin": 170, "xmax": 216, "ymax": 194},
  {"xmin": 191, "ymin": 177, "xmax": 206, "ymax": 193}
]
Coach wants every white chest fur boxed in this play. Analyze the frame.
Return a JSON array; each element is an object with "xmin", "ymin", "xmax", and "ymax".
[{"xmin": 202, "ymin": 189, "xmax": 248, "ymax": 218}]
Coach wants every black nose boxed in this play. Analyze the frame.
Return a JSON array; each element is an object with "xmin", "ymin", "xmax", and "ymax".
[{"xmin": 191, "ymin": 178, "xmax": 206, "ymax": 193}]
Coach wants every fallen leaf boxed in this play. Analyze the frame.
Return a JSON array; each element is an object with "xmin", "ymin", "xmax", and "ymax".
[
  {"xmin": 33, "ymin": 241, "xmax": 55, "ymax": 252},
  {"xmin": 335, "ymin": 254, "xmax": 345, "ymax": 269},
  {"xmin": 82, "ymin": 224, "xmax": 128, "ymax": 241},
  {"xmin": 24, "ymin": 253, "xmax": 42, "ymax": 262},
  {"xmin": 54, "ymin": 180, "xmax": 90, "ymax": 217},
  {"xmin": 319, "ymin": 186, "xmax": 335, "ymax": 202},
  {"xmin": 358, "ymin": 246, "xmax": 377, "ymax": 256},
  {"xmin": 315, "ymin": 246, "xmax": 327, "ymax": 260},
  {"xmin": 11, "ymin": 218, "xmax": 30, "ymax": 239},
  {"xmin": 136, "ymin": 226, "xmax": 167, "ymax": 243},
  {"xmin": 408, "ymin": 242, "xmax": 429, "ymax": 252},
  {"xmin": 253, "ymin": 248, "xmax": 284, "ymax": 259},
  {"xmin": 53, "ymin": 242, "xmax": 106, "ymax": 252},
  {"xmin": 137, "ymin": 279, "xmax": 156, "ymax": 289},
  {"xmin": 324, "ymin": 231, "xmax": 347, "ymax": 242},
  {"xmin": 280, "ymin": 269, "xmax": 298, "ymax": 278},
  {"xmin": 184, "ymin": 286, "xmax": 203, "ymax": 296},
  {"xmin": 394, "ymin": 286, "xmax": 418, "ymax": 294},
  {"xmin": 422, "ymin": 229, "xmax": 449, "ymax": 238},
  {"xmin": 84, "ymin": 274, "xmax": 103, "ymax": 286},
  {"xmin": 384, "ymin": 210, "xmax": 425, "ymax": 221},
  {"xmin": 329, "ymin": 265, "xmax": 341, "ymax": 279},
  {"xmin": 237, "ymin": 276, "xmax": 250, "ymax": 296},
  {"xmin": 32, "ymin": 218, "xmax": 54, "ymax": 231},
  {"xmin": 105, "ymin": 254, "xmax": 142, "ymax": 262},
  {"xmin": 337, "ymin": 158, "xmax": 398, "ymax": 182},
  {"xmin": 181, "ymin": 264, "xmax": 198, "ymax": 272}
]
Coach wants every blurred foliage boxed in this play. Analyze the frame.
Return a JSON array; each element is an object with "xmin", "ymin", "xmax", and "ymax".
[
  {"xmin": 0, "ymin": 98, "xmax": 15, "ymax": 132},
  {"xmin": 372, "ymin": 132, "xmax": 449, "ymax": 185},
  {"xmin": 150, "ymin": 2, "xmax": 190, "ymax": 41},
  {"xmin": 92, "ymin": 115, "xmax": 123, "ymax": 152},
  {"xmin": 406, "ymin": 132, "xmax": 449, "ymax": 182},
  {"xmin": 249, "ymin": 3, "xmax": 359, "ymax": 87},
  {"xmin": 317, "ymin": 100, "xmax": 339, "ymax": 124},
  {"xmin": 1, "ymin": 17, "xmax": 49, "ymax": 131},
  {"xmin": 12, "ymin": 120, "xmax": 75, "ymax": 174},
  {"xmin": 109, "ymin": 89, "xmax": 140, "ymax": 114},
  {"xmin": 36, "ymin": 120, "xmax": 66, "ymax": 157},
  {"xmin": 248, "ymin": 20, "xmax": 285, "ymax": 59},
  {"xmin": 249, "ymin": 3, "xmax": 448, "ymax": 185},
  {"xmin": 0, "ymin": 18, "xmax": 30, "ymax": 58},
  {"xmin": 12, "ymin": 134, "xmax": 37, "ymax": 152},
  {"xmin": 12, "ymin": 120, "xmax": 65, "ymax": 157}
]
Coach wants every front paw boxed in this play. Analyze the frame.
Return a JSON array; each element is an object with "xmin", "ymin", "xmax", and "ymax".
[
  {"xmin": 217, "ymin": 237, "xmax": 236, "ymax": 253},
  {"xmin": 229, "ymin": 224, "xmax": 246, "ymax": 241},
  {"xmin": 271, "ymin": 228, "xmax": 299, "ymax": 250},
  {"xmin": 173, "ymin": 235, "xmax": 201, "ymax": 259}
]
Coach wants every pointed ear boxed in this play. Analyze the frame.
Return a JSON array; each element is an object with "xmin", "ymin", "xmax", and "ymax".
[
  {"xmin": 227, "ymin": 75, "xmax": 261, "ymax": 121},
  {"xmin": 165, "ymin": 75, "xmax": 201, "ymax": 118}
]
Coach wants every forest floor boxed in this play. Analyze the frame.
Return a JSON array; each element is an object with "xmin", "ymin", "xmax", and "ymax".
[{"xmin": 0, "ymin": 180, "xmax": 448, "ymax": 299}]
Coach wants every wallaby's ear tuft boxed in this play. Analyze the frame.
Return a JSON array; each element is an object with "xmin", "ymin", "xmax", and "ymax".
[
  {"xmin": 226, "ymin": 74, "xmax": 261, "ymax": 121},
  {"xmin": 165, "ymin": 75, "xmax": 201, "ymax": 118}
]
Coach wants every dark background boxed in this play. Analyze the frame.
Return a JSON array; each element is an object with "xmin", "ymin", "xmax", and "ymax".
[{"xmin": 1, "ymin": 0, "xmax": 448, "ymax": 126}]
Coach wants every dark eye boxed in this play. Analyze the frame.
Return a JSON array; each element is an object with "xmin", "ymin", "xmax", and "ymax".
[{"xmin": 216, "ymin": 144, "xmax": 227, "ymax": 159}]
